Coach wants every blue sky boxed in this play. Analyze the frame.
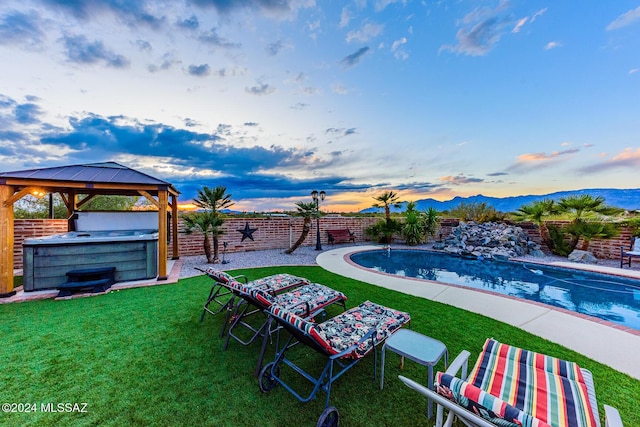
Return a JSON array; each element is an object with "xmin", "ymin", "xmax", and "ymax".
[{"xmin": 1, "ymin": 1, "xmax": 639, "ymax": 212}]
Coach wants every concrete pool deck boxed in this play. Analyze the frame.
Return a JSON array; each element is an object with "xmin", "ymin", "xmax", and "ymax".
[{"xmin": 317, "ymin": 245, "xmax": 640, "ymax": 380}]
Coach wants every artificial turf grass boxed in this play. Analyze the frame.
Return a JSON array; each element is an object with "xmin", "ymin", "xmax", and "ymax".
[{"xmin": 0, "ymin": 266, "xmax": 637, "ymax": 427}]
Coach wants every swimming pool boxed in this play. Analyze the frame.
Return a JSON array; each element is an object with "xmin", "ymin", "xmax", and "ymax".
[{"xmin": 350, "ymin": 249, "xmax": 640, "ymax": 331}]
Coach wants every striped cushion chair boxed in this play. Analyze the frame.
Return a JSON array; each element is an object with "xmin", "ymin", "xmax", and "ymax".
[{"xmin": 427, "ymin": 338, "xmax": 606, "ymax": 427}]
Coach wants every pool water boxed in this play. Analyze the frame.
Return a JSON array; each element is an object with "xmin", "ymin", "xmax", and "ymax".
[{"xmin": 350, "ymin": 250, "xmax": 640, "ymax": 330}]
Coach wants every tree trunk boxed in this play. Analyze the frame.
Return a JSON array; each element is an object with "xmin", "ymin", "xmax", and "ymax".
[
  {"xmin": 212, "ymin": 236, "xmax": 220, "ymax": 263},
  {"xmin": 203, "ymin": 234, "xmax": 213, "ymax": 263},
  {"xmin": 285, "ymin": 218, "xmax": 311, "ymax": 254}
]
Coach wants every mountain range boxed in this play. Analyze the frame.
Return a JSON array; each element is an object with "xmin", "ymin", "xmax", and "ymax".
[{"xmin": 360, "ymin": 188, "xmax": 640, "ymax": 214}]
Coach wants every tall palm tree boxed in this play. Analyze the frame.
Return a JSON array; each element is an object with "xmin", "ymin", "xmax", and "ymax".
[
  {"xmin": 372, "ymin": 190, "xmax": 401, "ymax": 224},
  {"xmin": 192, "ymin": 186, "xmax": 234, "ymax": 263},
  {"xmin": 285, "ymin": 201, "xmax": 317, "ymax": 254},
  {"xmin": 182, "ymin": 212, "xmax": 216, "ymax": 263},
  {"xmin": 559, "ymin": 195, "xmax": 620, "ymax": 251}
]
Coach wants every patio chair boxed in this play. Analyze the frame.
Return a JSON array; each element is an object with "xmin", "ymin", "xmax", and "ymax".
[
  {"xmin": 258, "ymin": 300, "xmax": 411, "ymax": 427},
  {"xmin": 399, "ymin": 338, "xmax": 624, "ymax": 427},
  {"xmin": 224, "ymin": 280, "xmax": 348, "ymax": 376},
  {"xmin": 620, "ymin": 236, "xmax": 640, "ymax": 268},
  {"xmin": 197, "ymin": 267, "xmax": 309, "ymax": 325}
]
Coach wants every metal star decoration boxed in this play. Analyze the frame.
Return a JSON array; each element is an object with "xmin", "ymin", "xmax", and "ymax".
[{"xmin": 237, "ymin": 222, "xmax": 258, "ymax": 242}]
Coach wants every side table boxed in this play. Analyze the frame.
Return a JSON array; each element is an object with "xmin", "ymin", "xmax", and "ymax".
[{"xmin": 380, "ymin": 329, "xmax": 448, "ymax": 419}]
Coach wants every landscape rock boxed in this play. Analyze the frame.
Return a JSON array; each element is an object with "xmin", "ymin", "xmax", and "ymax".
[
  {"xmin": 568, "ymin": 250, "xmax": 598, "ymax": 264},
  {"xmin": 440, "ymin": 221, "xmax": 543, "ymax": 260}
]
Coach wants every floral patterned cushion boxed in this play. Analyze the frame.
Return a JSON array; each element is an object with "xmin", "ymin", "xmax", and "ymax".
[
  {"xmin": 269, "ymin": 300, "xmax": 410, "ymax": 360},
  {"xmin": 264, "ymin": 283, "xmax": 346, "ymax": 316},
  {"xmin": 204, "ymin": 270, "xmax": 308, "ymax": 296}
]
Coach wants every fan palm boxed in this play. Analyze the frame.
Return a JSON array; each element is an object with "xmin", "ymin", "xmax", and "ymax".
[
  {"xmin": 191, "ymin": 185, "xmax": 234, "ymax": 263},
  {"xmin": 285, "ymin": 201, "xmax": 318, "ymax": 254},
  {"xmin": 182, "ymin": 212, "xmax": 217, "ymax": 263},
  {"xmin": 372, "ymin": 191, "xmax": 401, "ymax": 224}
]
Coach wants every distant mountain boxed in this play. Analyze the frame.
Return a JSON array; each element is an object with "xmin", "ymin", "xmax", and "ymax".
[{"xmin": 360, "ymin": 188, "xmax": 640, "ymax": 214}]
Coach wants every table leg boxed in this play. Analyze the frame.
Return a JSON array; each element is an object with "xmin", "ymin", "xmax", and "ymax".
[
  {"xmin": 427, "ymin": 364, "xmax": 434, "ymax": 419},
  {"xmin": 380, "ymin": 344, "xmax": 386, "ymax": 390}
]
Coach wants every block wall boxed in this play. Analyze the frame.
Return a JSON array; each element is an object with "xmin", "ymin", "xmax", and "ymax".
[{"xmin": 13, "ymin": 218, "xmax": 637, "ymax": 268}]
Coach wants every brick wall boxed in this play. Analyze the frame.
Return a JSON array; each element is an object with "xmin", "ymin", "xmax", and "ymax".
[{"xmin": 13, "ymin": 217, "xmax": 636, "ymax": 268}]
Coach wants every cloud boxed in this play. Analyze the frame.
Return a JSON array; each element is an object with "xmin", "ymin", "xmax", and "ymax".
[
  {"xmin": 266, "ymin": 39, "xmax": 291, "ymax": 56},
  {"xmin": 346, "ymin": 22, "xmax": 384, "ymax": 43},
  {"xmin": 61, "ymin": 34, "xmax": 130, "ymax": 68},
  {"xmin": 187, "ymin": 64, "xmax": 211, "ymax": 77},
  {"xmin": 512, "ymin": 17, "xmax": 527, "ymax": 33},
  {"xmin": 340, "ymin": 46, "xmax": 370, "ymax": 67},
  {"xmin": 41, "ymin": 0, "xmax": 165, "ymax": 29},
  {"xmin": 607, "ymin": 6, "xmax": 640, "ymax": 30},
  {"xmin": 198, "ymin": 28, "xmax": 240, "ymax": 48},
  {"xmin": 440, "ymin": 2, "xmax": 515, "ymax": 56},
  {"xmin": 507, "ymin": 148, "xmax": 580, "ymax": 172},
  {"xmin": 339, "ymin": 7, "xmax": 351, "ymax": 28},
  {"xmin": 578, "ymin": 148, "xmax": 640, "ymax": 173},
  {"xmin": 245, "ymin": 81, "xmax": 276, "ymax": 96},
  {"xmin": 188, "ymin": 0, "xmax": 313, "ymax": 19},
  {"xmin": 544, "ymin": 41, "xmax": 562, "ymax": 50},
  {"xmin": 325, "ymin": 128, "xmax": 357, "ymax": 138},
  {"xmin": 439, "ymin": 174, "xmax": 484, "ymax": 185},
  {"xmin": 487, "ymin": 172, "xmax": 508, "ymax": 177},
  {"xmin": 176, "ymin": 15, "xmax": 199, "ymax": 31},
  {"xmin": 14, "ymin": 103, "xmax": 43, "ymax": 125},
  {"xmin": 0, "ymin": 10, "xmax": 45, "ymax": 47}
]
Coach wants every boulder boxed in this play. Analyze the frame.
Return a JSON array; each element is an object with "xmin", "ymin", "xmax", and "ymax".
[{"xmin": 568, "ymin": 250, "xmax": 598, "ymax": 264}]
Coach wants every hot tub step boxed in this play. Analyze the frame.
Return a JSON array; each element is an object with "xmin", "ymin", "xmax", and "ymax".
[{"xmin": 57, "ymin": 267, "xmax": 116, "ymax": 297}]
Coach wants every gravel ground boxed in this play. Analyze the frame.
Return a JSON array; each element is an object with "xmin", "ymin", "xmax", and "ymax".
[
  {"xmin": 179, "ymin": 245, "xmax": 323, "ymax": 278},
  {"xmin": 179, "ymin": 242, "xmax": 638, "ymax": 278}
]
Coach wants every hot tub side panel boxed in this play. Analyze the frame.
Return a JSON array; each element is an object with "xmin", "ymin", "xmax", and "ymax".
[{"xmin": 23, "ymin": 240, "xmax": 158, "ymax": 291}]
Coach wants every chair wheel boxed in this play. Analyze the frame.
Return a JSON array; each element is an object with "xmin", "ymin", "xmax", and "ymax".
[
  {"xmin": 317, "ymin": 406, "xmax": 339, "ymax": 427},
  {"xmin": 258, "ymin": 362, "xmax": 280, "ymax": 393}
]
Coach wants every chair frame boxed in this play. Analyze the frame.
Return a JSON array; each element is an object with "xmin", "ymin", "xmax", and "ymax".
[
  {"xmin": 399, "ymin": 349, "xmax": 624, "ymax": 427},
  {"xmin": 259, "ymin": 301, "xmax": 410, "ymax": 427},
  {"xmin": 620, "ymin": 236, "xmax": 640, "ymax": 268}
]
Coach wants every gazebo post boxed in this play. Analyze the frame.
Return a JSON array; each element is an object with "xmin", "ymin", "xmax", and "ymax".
[
  {"xmin": 0, "ymin": 185, "xmax": 16, "ymax": 297},
  {"xmin": 157, "ymin": 189, "xmax": 168, "ymax": 280},
  {"xmin": 171, "ymin": 193, "xmax": 179, "ymax": 260}
]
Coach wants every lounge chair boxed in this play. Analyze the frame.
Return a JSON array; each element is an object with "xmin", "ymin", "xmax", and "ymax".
[
  {"xmin": 620, "ymin": 236, "xmax": 640, "ymax": 268},
  {"xmin": 258, "ymin": 300, "xmax": 411, "ymax": 427},
  {"xmin": 399, "ymin": 338, "xmax": 623, "ymax": 427},
  {"xmin": 197, "ymin": 267, "xmax": 309, "ymax": 326},
  {"xmin": 224, "ymin": 280, "xmax": 348, "ymax": 375}
]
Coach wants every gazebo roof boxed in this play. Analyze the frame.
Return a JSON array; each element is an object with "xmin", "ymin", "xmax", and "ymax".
[{"xmin": 0, "ymin": 162, "xmax": 179, "ymax": 196}]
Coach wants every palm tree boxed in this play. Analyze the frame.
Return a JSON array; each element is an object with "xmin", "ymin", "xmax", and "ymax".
[
  {"xmin": 513, "ymin": 199, "xmax": 559, "ymax": 250},
  {"xmin": 192, "ymin": 186, "xmax": 234, "ymax": 263},
  {"xmin": 182, "ymin": 212, "xmax": 216, "ymax": 263},
  {"xmin": 285, "ymin": 202, "xmax": 318, "ymax": 254},
  {"xmin": 559, "ymin": 195, "xmax": 621, "ymax": 252},
  {"xmin": 373, "ymin": 190, "xmax": 401, "ymax": 224},
  {"xmin": 558, "ymin": 195, "xmax": 608, "ymax": 220}
]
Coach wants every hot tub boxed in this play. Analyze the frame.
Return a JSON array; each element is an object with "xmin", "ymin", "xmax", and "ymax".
[{"xmin": 22, "ymin": 229, "xmax": 158, "ymax": 291}]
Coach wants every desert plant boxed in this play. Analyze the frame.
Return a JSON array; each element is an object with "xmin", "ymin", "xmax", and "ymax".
[
  {"xmin": 423, "ymin": 207, "xmax": 439, "ymax": 240},
  {"xmin": 365, "ymin": 219, "xmax": 402, "ymax": 244},
  {"xmin": 566, "ymin": 220, "xmax": 619, "ymax": 251},
  {"xmin": 192, "ymin": 185, "xmax": 234, "ymax": 262},
  {"xmin": 448, "ymin": 202, "xmax": 504, "ymax": 223},
  {"xmin": 372, "ymin": 190, "xmax": 401, "ymax": 224},
  {"xmin": 285, "ymin": 201, "xmax": 318, "ymax": 254},
  {"xmin": 182, "ymin": 211, "xmax": 219, "ymax": 263},
  {"xmin": 402, "ymin": 202, "xmax": 423, "ymax": 245}
]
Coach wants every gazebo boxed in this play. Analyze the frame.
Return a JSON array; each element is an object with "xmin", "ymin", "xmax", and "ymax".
[{"xmin": 0, "ymin": 162, "xmax": 180, "ymax": 297}]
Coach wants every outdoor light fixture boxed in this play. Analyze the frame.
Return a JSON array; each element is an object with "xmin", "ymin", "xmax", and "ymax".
[
  {"xmin": 311, "ymin": 190, "xmax": 326, "ymax": 251},
  {"xmin": 30, "ymin": 188, "xmax": 46, "ymax": 197}
]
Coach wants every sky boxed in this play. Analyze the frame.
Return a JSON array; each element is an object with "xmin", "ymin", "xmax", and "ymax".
[{"xmin": 1, "ymin": 1, "xmax": 639, "ymax": 213}]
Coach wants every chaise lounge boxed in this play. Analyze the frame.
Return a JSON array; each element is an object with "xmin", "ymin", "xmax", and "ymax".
[{"xmin": 399, "ymin": 338, "xmax": 623, "ymax": 427}]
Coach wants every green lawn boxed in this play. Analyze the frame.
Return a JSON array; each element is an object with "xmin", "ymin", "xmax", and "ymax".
[{"xmin": 1, "ymin": 266, "xmax": 638, "ymax": 426}]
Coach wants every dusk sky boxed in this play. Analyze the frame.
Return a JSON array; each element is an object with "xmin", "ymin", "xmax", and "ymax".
[{"xmin": 1, "ymin": 1, "xmax": 639, "ymax": 212}]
